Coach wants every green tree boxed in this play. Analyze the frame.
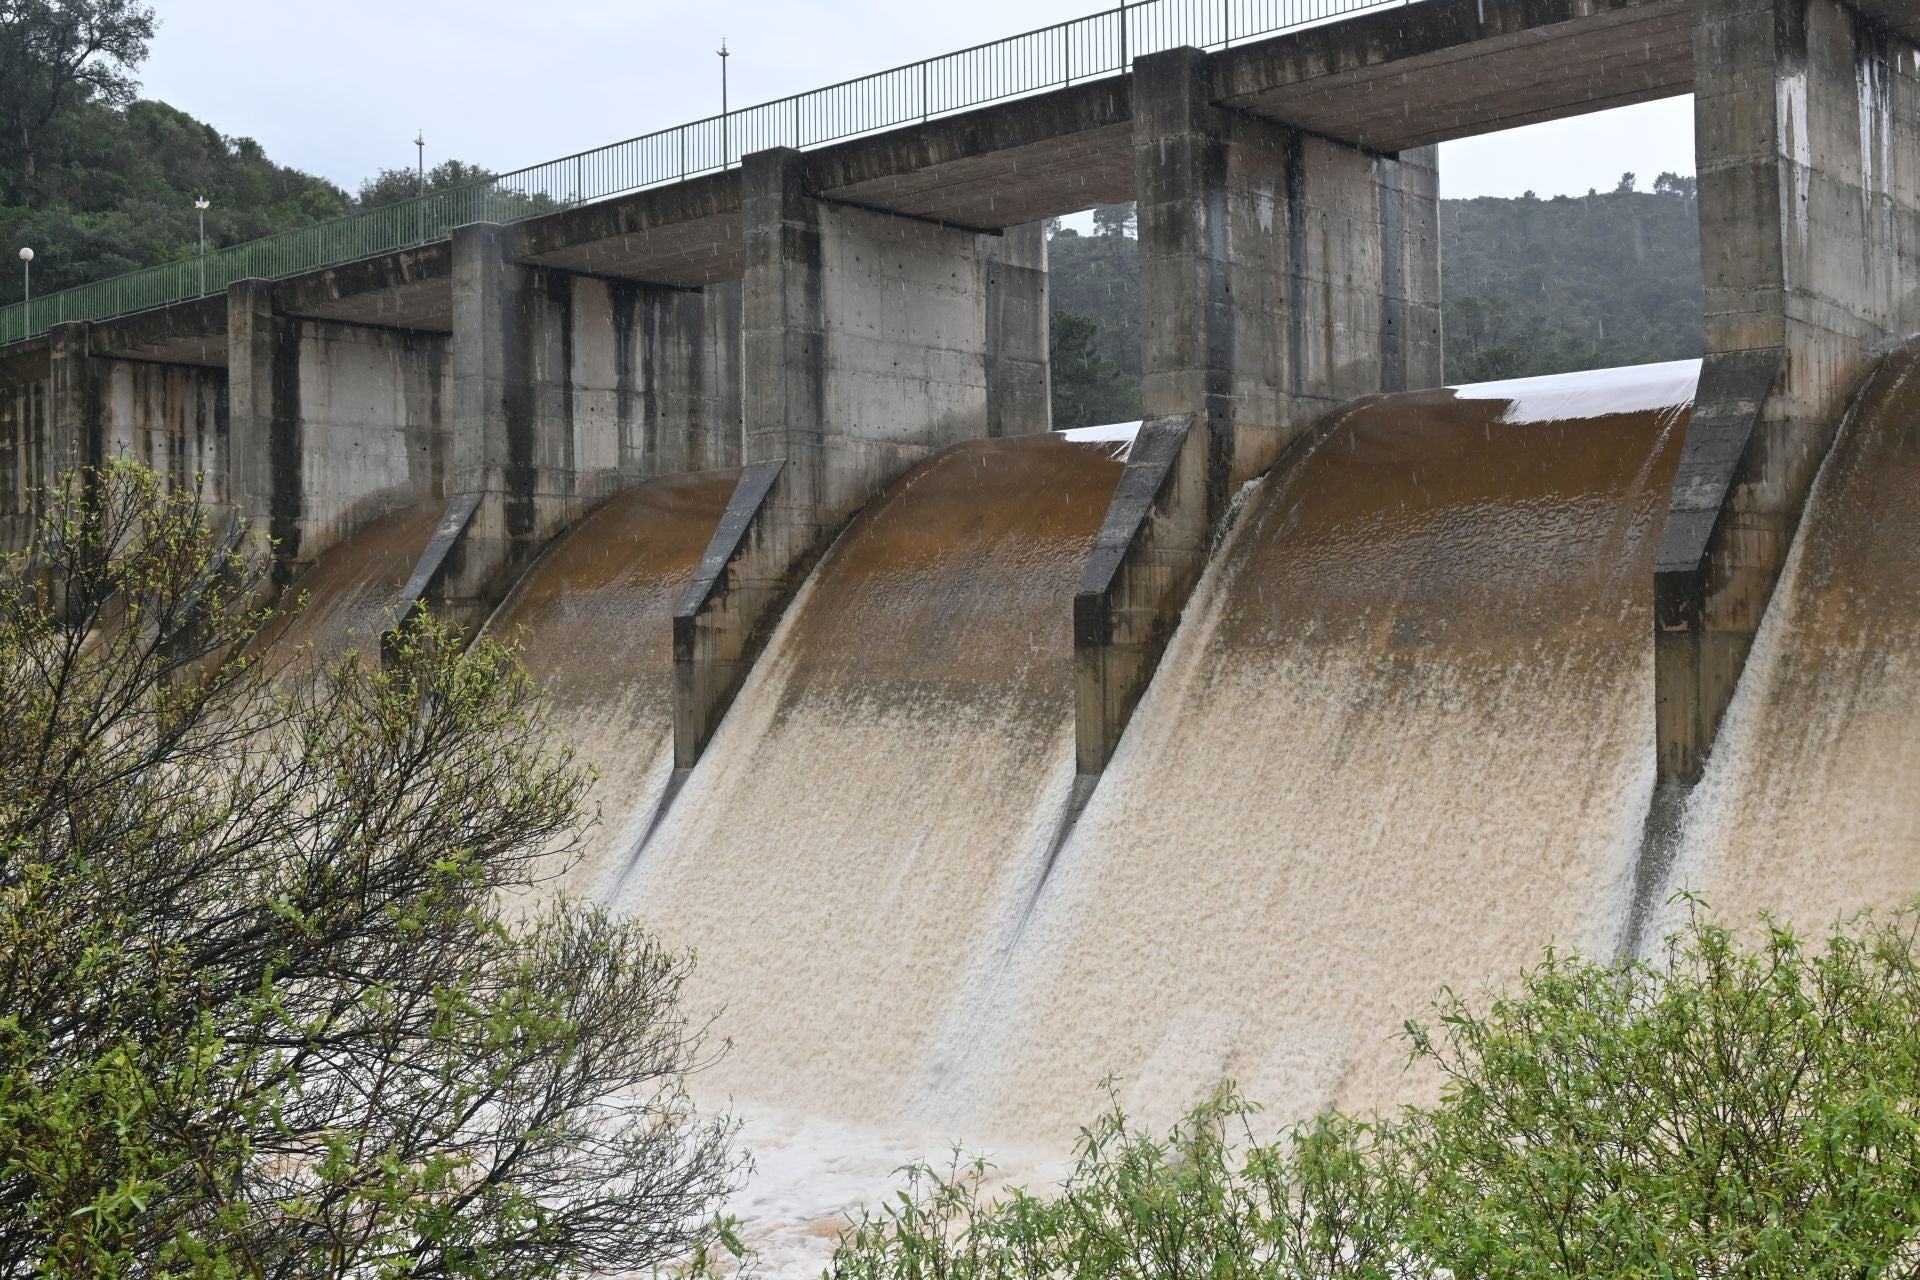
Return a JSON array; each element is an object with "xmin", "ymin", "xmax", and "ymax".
[
  {"xmin": 0, "ymin": 0, "xmax": 156, "ymax": 200},
  {"xmin": 358, "ymin": 159, "xmax": 496, "ymax": 209},
  {"xmin": 0, "ymin": 461, "xmax": 743, "ymax": 1278},
  {"xmin": 1050, "ymin": 308, "xmax": 1138, "ymax": 428}
]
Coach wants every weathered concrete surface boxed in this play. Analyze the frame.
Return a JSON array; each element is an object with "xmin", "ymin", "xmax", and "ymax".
[
  {"xmin": 1077, "ymin": 45, "xmax": 1442, "ymax": 773},
  {"xmin": 430, "ymin": 223, "xmax": 743, "ymax": 629},
  {"xmin": 513, "ymin": 171, "xmax": 743, "ymax": 287},
  {"xmin": 275, "ymin": 240, "xmax": 455, "ymax": 332},
  {"xmin": 1074, "ymin": 415, "xmax": 1206, "ymax": 775},
  {"xmin": 1655, "ymin": 0, "xmax": 1920, "ymax": 784},
  {"xmin": 1217, "ymin": 0, "xmax": 1694, "ymax": 150},
  {"xmin": 1849, "ymin": 0, "xmax": 1920, "ymax": 42},
  {"xmin": 0, "ymin": 342, "xmax": 50, "ymax": 551},
  {"xmin": 672, "ymin": 146, "xmax": 1013, "ymax": 764},
  {"xmin": 986, "ymin": 222, "xmax": 1052, "ymax": 436},
  {"xmin": 228, "ymin": 279, "xmax": 452, "ymax": 582},
  {"xmin": 0, "ymin": 327, "xmax": 227, "ymax": 550}
]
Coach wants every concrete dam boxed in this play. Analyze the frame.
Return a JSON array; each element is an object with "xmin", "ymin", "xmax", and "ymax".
[{"xmin": 2, "ymin": 0, "xmax": 1917, "ymax": 1263}]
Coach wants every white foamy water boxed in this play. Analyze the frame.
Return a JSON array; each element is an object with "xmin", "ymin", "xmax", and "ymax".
[
  {"xmin": 1454, "ymin": 358, "xmax": 1702, "ymax": 425},
  {"xmin": 617, "ymin": 433, "xmax": 1127, "ymax": 1156},
  {"xmin": 1652, "ymin": 346, "xmax": 1920, "ymax": 940},
  {"xmin": 947, "ymin": 377, "xmax": 1692, "ymax": 1137}
]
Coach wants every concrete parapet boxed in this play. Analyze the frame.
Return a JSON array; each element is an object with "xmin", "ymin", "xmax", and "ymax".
[
  {"xmin": 1073, "ymin": 415, "xmax": 1206, "ymax": 775},
  {"xmin": 1655, "ymin": 0, "xmax": 1920, "ymax": 783},
  {"xmin": 0, "ymin": 342, "xmax": 50, "ymax": 552}
]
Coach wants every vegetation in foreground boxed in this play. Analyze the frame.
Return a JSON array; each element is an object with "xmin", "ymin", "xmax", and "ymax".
[
  {"xmin": 0, "ymin": 462, "xmax": 742, "ymax": 1278},
  {"xmin": 830, "ymin": 905, "xmax": 1920, "ymax": 1279}
]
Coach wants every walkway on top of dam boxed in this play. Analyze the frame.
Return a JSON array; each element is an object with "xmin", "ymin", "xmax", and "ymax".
[{"xmin": 0, "ymin": 0, "xmax": 1699, "ymax": 364}]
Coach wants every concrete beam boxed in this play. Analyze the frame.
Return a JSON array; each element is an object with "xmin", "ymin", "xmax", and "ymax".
[
  {"xmin": 807, "ymin": 80, "xmax": 1135, "ymax": 227},
  {"xmin": 511, "ymin": 171, "xmax": 743, "ymax": 288},
  {"xmin": 1215, "ymin": 0, "xmax": 1693, "ymax": 151},
  {"xmin": 272, "ymin": 241, "xmax": 455, "ymax": 332},
  {"xmin": 90, "ymin": 296, "xmax": 228, "ymax": 368},
  {"xmin": 1654, "ymin": 0, "xmax": 1920, "ymax": 784}
]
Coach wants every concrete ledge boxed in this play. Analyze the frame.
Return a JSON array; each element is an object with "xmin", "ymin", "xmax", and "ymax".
[
  {"xmin": 1651, "ymin": 346, "xmax": 1785, "ymax": 784},
  {"xmin": 1073, "ymin": 415, "xmax": 1206, "ymax": 774},
  {"xmin": 671, "ymin": 459, "xmax": 792, "ymax": 767}
]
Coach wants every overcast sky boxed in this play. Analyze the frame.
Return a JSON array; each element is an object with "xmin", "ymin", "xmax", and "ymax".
[{"xmin": 138, "ymin": 0, "xmax": 1696, "ymax": 203}]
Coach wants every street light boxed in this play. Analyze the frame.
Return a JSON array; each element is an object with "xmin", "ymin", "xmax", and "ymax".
[
  {"xmin": 718, "ymin": 39, "xmax": 730, "ymax": 168},
  {"xmin": 194, "ymin": 197, "xmax": 210, "ymax": 296},
  {"xmin": 17, "ymin": 247, "xmax": 31, "ymax": 332}
]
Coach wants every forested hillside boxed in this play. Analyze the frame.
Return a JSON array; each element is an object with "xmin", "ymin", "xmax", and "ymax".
[
  {"xmin": 1045, "ymin": 176, "xmax": 1704, "ymax": 426},
  {"xmin": 0, "ymin": 0, "xmax": 482, "ymax": 297}
]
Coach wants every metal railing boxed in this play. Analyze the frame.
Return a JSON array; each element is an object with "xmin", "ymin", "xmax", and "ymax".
[{"xmin": 0, "ymin": 0, "xmax": 1405, "ymax": 347}]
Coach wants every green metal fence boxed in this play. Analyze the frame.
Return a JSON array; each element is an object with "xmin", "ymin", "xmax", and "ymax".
[{"xmin": 0, "ymin": 0, "xmax": 1408, "ymax": 348}]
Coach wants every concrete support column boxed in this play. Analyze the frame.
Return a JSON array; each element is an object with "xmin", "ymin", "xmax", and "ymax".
[
  {"xmin": 227, "ymin": 279, "xmax": 297, "ymax": 577},
  {"xmin": 46, "ymin": 322, "xmax": 102, "ymax": 479},
  {"xmin": 1075, "ymin": 46, "xmax": 1442, "ymax": 776},
  {"xmin": 1135, "ymin": 45, "xmax": 1441, "ymax": 514},
  {"xmin": 674, "ymin": 146, "xmax": 997, "ymax": 764},
  {"xmin": 986, "ymin": 221, "xmax": 1052, "ymax": 437},
  {"xmin": 0, "ymin": 344, "xmax": 51, "ymax": 553},
  {"xmin": 1655, "ymin": 0, "xmax": 1920, "ymax": 783}
]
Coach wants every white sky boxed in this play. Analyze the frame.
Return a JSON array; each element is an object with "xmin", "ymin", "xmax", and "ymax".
[{"xmin": 138, "ymin": 0, "xmax": 1695, "ymax": 202}]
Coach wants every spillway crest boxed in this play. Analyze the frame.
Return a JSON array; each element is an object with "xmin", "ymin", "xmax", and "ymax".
[
  {"xmin": 486, "ymin": 469, "xmax": 740, "ymax": 897},
  {"xmin": 962, "ymin": 364, "xmax": 1695, "ymax": 1137},
  {"xmin": 255, "ymin": 501, "xmax": 444, "ymax": 666},
  {"xmin": 621, "ymin": 430, "xmax": 1133, "ymax": 1131},
  {"xmin": 1654, "ymin": 343, "xmax": 1920, "ymax": 935}
]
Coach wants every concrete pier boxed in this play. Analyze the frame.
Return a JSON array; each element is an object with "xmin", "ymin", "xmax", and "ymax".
[
  {"xmin": 1655, "ymin": 0, "xmax": 1920, "ymax": 783},
  {"xmin": 671, "ymin": 148, "xmax": 1030, "ymax": 764},
  {"xmin": 1076, "ymin": 45, "xmax": 1443, "ymax": 775}
]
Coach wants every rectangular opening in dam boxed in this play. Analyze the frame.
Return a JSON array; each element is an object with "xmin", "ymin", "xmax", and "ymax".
[
  {"xmin": 1436, "ymin": 95, "xmax": 1703, "ymax": 387},
  {"xmin": 1045, "ymin": 204, "xmax": 1141, "ymax": 430}
]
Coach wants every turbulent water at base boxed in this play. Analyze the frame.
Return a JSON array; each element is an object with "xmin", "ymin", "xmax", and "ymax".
[
  {"xmin": 619, "ymin": 432, "xmax": 1131, "ymax": 1143},
  {"xmin": 951, "ymin": 364, "xmax": 1695, "ymax": 1138},
  {"xmin": 485, "ymin": 471, "xmax": 740, "ymax": 898},
  {"xmin": 1650, "ymin": 344, "xmax": 1920, "ymax": 939},
  {"xmin": 254, "ymin": 501, "xmax": 444, "ymax": 666}
]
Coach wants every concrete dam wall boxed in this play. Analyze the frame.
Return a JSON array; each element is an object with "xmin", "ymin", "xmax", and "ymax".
[{"xmin": 3, "ymin": 0, "xmax": 1918, "ymax": 1264}]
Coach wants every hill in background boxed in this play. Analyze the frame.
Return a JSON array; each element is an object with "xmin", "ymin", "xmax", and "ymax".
[{"xmin": 1046, "ymin": 176, "xmax": 1704, "ymax": 426}]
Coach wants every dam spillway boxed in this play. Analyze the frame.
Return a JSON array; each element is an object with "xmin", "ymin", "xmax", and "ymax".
[
  {"xmin": 212, "ymin": 351, "xmax": 1920, "ymax": 1270},
  {"xmin": 617, "ymin": 429, "xmax": 1134, "ymax": 1127},
  {"xmin": 252, "ymin": 500, "xmax": 445, "ymax": 665},
  {"xmin": 964, "ymin": 362, "xmax": 1694, "ymax": 1135},
  {"xmin": 484, "ymin": 469, "xmax": 742, "ymax": 898},
  {"xmin": 1650, "ymin": 344, "xmax": 1920, "ymax": 938}
]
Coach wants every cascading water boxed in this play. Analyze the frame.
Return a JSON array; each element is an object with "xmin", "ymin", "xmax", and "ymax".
[
  {"xmin": 615, "ymin": 429, "xmax": 1133, "ymax": 1267},
  {"xmin": 483, "ymin": 469, "xmax": 741, "ymax": 898},
  {"xmin": 1649, "ymin": 343, "xmax": 1920, "ymax": 939},
  {"xmin": 950, "ymin": 363, "xmax": 1696, "ymax": 1139},
  {"xmin": 254, "ymin": 500, "xmax": 444, "ymax": 665}
]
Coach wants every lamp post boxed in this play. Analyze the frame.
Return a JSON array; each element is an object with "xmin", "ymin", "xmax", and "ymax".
[
  {"xmin": 194, "ymin": 197, "xmax": 210, "ymax": 296},
  {"xmin": 17, "ymin": 247, "xmax": 31, "ymax": 333},
  {"xmin": 415, "ymin": 130, "xmax": 426, "ymax": 195},
  {"xmin": 718, "ymin": 39, "xmax": 730, "ymax": 168}
]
